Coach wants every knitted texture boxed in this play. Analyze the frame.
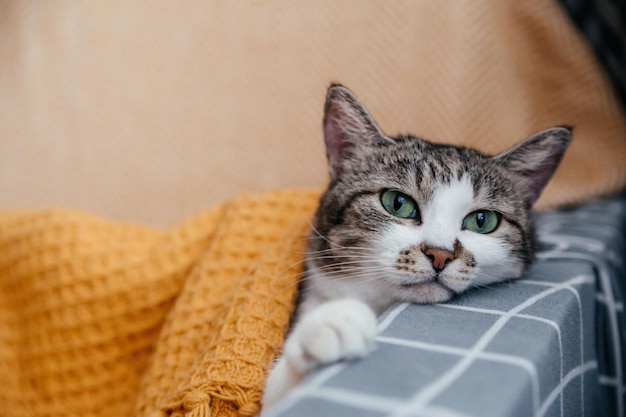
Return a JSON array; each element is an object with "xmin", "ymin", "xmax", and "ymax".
[{"xmin": 0, "ymin": 189, "xmax": 320, "ymax": 417}]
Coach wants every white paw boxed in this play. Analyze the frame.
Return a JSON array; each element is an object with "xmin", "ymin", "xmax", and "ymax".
[{"xmin": 284, "ymin": 298, "xmax": 378, "ymax": 373}]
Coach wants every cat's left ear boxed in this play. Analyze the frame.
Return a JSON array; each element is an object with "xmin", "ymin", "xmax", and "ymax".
[
  {"xmin": 323, "ymin": 84, "xmax": 387, "ymax": 178},
  {"xmin": 493, "ymin": 126, "xmax": 572, "ymax": 206}
]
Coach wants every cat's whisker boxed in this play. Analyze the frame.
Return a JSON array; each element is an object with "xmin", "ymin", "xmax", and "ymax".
[
  {"xmin": 305, "ymin": 256, "xmax": 381, "ymax": 266},
  {"xmin": 299, "ymin": 246, "xmax": 375, "ymax": 259},
  {"xmin": 274, "ymin": 254, "xmax": 374, "ymax": 282},
  {"xmin": 306, "ymin": 222, "xmax": 373, "ymax": 252},
  {"xmin": 288, "ymin": 263, "xmax": 392, "ymax": 283},
  {"xmin": 303, "ymin": 241, "xmax": 374, "ymax": 254},
  {"xmin": 294, "ymin": 271, "xmax": 390, "ymax": 294},
  {"xmin": 273, "ymin": 268, "xmax": 390, "ymax": 293},
  {"xmin": 270, "ymin": 249, "xmax": 384, "ymax": 292},
  {"xmin": 308, "ymin": 267, "xmax": 392, "ymax": 279},
  {"xmin": 274, "ymin": 257, "xmax": 389, "ymax": 281},
  {"xmin": 303, "ymin": 250, "xmax": 375, "ymax": 258},
  {"xmin": 302, "ymin": 245, "xmax": 373, "ymax": 253},
  {"xmin": 310, "ymin": 259, "xmax": 388, "ymax": 272},
  {"xmin": 300, "ymin": 270, "xmax": 388, "ymax": 283},
  {"xmin": 277, "ymin": 253, "xmax": 377, "ymax": 276},
  {"xmin": 306, "ymin": 222, "xmax": 335, "ymax": 245},
  {"xmin": 298, "ymin": 245, "xmax": 374, "ymax": 259}
]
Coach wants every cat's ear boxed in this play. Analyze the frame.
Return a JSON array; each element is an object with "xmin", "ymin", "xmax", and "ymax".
[
  {"xmin": 494, "ymin": 126, "xmax": 572, "ymax": 206},
  {"xmin": 323, "ymin": 84, "xmax": 386, "ymax": 178}
]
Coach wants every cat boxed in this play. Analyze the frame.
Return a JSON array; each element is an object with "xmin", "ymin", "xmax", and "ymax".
[{"xmin": 261, "ymin": 83, "xmax": 571, "ymax": 411}]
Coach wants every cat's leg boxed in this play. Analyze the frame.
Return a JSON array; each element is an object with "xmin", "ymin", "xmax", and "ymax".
[
  {"xmin": 262, "ymin": 298, "xmax": 378, "ymax": 410},
  {"xmin": 261, "ymin": 351, "xmax": 303, "ymax": 410}
]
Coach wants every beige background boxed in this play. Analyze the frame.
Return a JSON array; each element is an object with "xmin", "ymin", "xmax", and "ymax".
[{"xmin": 1, "ymin": 1, "xmax": 625, "ymax": 226}]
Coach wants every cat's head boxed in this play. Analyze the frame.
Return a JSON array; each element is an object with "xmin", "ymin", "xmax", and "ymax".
[{"xmin": 307, "ymin": 84, "xmax": 571, "ymax": 305}]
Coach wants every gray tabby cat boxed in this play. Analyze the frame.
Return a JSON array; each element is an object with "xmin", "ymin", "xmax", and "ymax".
[{"xmin": 262, "ymin": 84, "xmax": 571, "ymax": 410}]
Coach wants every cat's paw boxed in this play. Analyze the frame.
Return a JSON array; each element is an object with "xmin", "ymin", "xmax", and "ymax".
[{"xmin": 284, "ymin": 298, "xmax": 378, "ymax": 373}]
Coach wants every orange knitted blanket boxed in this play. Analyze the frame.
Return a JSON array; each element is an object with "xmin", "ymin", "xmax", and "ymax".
[{"xmin": 0, "ymin": 190, "xmax": 321, "ymax": 417}]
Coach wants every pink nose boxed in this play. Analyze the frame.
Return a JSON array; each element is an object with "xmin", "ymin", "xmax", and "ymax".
[{"xmin": 423, "ymin": 247, "xmax": 455, "ymax": 272}]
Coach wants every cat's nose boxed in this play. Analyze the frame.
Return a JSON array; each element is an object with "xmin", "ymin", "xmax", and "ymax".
[{"xmin": 423, "ymin": 247, "xmax": 455, "ymax": 272}]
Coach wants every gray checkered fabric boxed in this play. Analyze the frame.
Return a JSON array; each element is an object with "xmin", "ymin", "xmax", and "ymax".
[{"xmin": 267, "ymin": 193, "xmax": 626, "ymax": 417}]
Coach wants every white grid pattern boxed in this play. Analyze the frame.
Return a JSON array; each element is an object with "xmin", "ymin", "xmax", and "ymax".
[
  {"xmin": 536, "ymin": 250, "xmax": 624, "ymax": 415},
  {"xmin": 389, "ymin": 275, "xmax": 593, "ymax": 417},
  {"xmin": 269, "ymin": 276, "xmax": 595, "ymax": 417}
]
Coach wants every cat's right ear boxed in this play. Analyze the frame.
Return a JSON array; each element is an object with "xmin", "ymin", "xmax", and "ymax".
[
  {"xmin": 323, "ymin": 84, "xmax": 385, "ymax": 178},
  {"xmin": 494, "ymin": 126, "xmax": 572, "ymax": 207}
]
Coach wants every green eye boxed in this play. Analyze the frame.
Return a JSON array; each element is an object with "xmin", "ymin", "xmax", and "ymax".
[
  {"xmin": 381, "ymin": 190, "xmax": 419, "ymax": 219},
  {"xmin": 463, "ymin": 210, "xmax": 501, "ymax": 234}
]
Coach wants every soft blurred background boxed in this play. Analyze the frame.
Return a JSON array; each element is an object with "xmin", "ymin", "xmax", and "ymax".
[{"xmin": 1, "ymin": 1, "xmax": 625, "ymax": 226}]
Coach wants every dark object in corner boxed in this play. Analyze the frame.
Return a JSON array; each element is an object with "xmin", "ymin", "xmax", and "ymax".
[{"xmin": 560, "ymin": 0, "xmax": 626, "ymax": 108}]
